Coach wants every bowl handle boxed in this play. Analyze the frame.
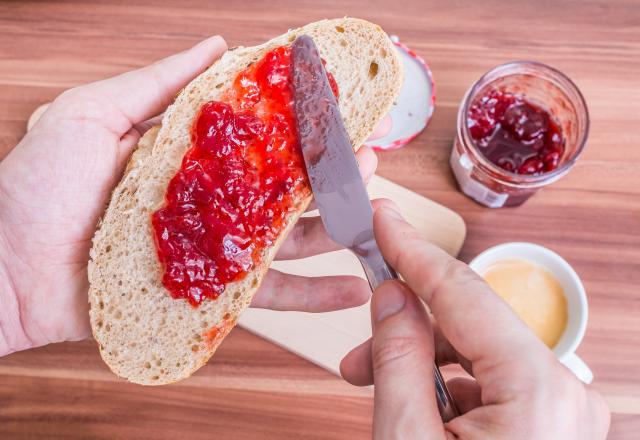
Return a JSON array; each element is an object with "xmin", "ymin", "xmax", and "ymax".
[{"xmin": 561, "ymin": 353, "xmax": 593, "ymax": 384}]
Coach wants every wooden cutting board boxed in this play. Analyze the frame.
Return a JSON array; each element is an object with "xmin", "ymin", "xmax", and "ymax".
[{"xmin": 239, "ymin": 175, "xmax": 466, "ymax": 375}]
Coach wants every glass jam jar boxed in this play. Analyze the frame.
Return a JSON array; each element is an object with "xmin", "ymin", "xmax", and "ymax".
[{"xmin": 450, "ymin": 61, "xmax": 589, "ymax": 207}]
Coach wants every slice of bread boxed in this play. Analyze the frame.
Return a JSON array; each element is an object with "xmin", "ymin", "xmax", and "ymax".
[{"xmin": 88, "ymin": 17, "xmax": 403, "ymax": 385}]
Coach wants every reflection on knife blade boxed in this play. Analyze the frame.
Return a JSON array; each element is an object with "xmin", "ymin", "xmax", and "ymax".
[
  {"xmin": 291, "ymin": 35, "xmax": 375, "ymax": 249},
  {"xmin": 291, "ymin": 38, "xmax": 332, "ymax": 167}
]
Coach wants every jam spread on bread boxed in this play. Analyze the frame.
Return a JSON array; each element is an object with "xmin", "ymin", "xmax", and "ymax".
[
  {"xmin": 152, "ymin": 46, "xmax": 338, "ymax": 306},
  {"xmin": 467, "ymin": 90, "xmax": 564, "ymax": 175}
]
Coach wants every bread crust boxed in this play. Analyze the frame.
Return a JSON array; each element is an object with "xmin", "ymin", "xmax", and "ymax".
[{"xmin": 88, "ymin": 18, "xmax": 403, "ymax": 385}]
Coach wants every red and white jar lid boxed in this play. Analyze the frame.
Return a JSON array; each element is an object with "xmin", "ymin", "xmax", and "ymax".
[{"xmin": 364, "ymin": 35, "xmax": 436, "ymax": 151}]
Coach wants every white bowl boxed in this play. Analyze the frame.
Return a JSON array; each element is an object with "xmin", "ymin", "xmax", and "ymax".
[{"xmin": 469, "ymin": 242, "xmax": 592, "ymax": 383}]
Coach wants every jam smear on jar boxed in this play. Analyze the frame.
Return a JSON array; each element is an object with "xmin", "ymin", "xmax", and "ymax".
[
  {"xmin": 467, "ymin": 90, "xmax": 565, "ymax": 175},
  {"xmin": 152, "ymin": 46, "xmax": 338, "ymax": 306}
]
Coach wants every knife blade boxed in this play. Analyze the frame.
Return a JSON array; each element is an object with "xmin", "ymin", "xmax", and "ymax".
[
  {"xmin": 290, "ymin": 35, "xmax": 375, "ymax": 252},
  {"xmin": 291, "ymin": 34, "xmax": 458, "ymax": 422}
]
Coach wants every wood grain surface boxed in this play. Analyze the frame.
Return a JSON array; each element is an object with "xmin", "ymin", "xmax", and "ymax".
[{"xmin": 1, "ymin": 0, "xmax": 639, "ymax": 438}]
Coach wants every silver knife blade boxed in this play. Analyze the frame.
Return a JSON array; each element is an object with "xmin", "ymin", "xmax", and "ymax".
[{"xmin": 291, "ymin": 35, "xmax": 374, "ymax": 250}]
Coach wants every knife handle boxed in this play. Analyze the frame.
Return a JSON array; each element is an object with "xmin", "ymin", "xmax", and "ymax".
[
  {"xmin": 354, "ymin": 237, "xmax": 398, "ymax": 291},
  {"xmin": 354, "ymin": 238, "xmax": 459, "ymax": 423}
]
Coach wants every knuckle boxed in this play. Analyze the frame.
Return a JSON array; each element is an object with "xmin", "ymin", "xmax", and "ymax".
[
  {"xmin": 442, "ymin": 258, "xmax": 473, "ymax": 283},
  {"xmin": 57, "ymin": 85, "xmax": 85, "ymax": 101},
  {"xmin": 55, "ymin": 85, "xmax": 93, "ymax": 108},
  {"xmin": 372, "ymin": 335, "xmax": 423, "ymax": 372},
  {"xmin": 51, "ymin": 87, "xmax": 108, "ymax": 123},
  {"xmin": 392, "ymin": 236, "xmax": 427, "ymax": 276},
  {"xmin": 427, "ymin": 258, "xmax": 477, "ymax": 303}
]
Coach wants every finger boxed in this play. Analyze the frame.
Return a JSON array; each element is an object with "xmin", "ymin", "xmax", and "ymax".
[
  {"xmin": 356, "ymin": 145, "xmax": 378, "ymax": 183},
  {"xmin": 367, "ymin": 114, "xmax": 392, "ymax": 141},
  {"xmin": 373, "ymin": 201, "xmax": 553, "ymax": 389},
  {"xmin": 276, "ymin": 216, "xmax": 339, "ymax": 260},
  {"xmin": 344, "ymin": 346, "xmax": 480, "ymax": 425},
  {"xmin": 432, "ymin": 321, "xmax": 474, "ymax": 376},
  {"xmin": 340, "ymin": 338, "xmax": 373, "ymax": 386},
  {"xmin": 251, "ymin": 270, "xmax": 371, "ymax": 312},
  {"xmin": 370, "ymin": 281, "xmax": 445, "ymax": 438},
  {"xmin": 26, "ymin": 103, "xmax": 50, "ymax": 132},
  {"xmin": 305, "ymin": 145, "xmax": 377, "ymax": 211},
  {"xmin": 279, "ymin": 199, "xmax": 388, "ymax": 260},
  {"xmin": 446, "ymin": 377, "xmax": 482, "ymax": 414},
  {"xmin": 55, "ymin": 36, "xmax": 227, "ymax": 134},
  {"xmin": 133, "ymin": 115, "xmax": 163, "ymax": 136},
  {"xmin": 340, "ymin": 317, "xmax": 473, "ymax": 388},
  {"xmin": 119, "ymin": 117, "xmax": 164, "ymax": 157}
]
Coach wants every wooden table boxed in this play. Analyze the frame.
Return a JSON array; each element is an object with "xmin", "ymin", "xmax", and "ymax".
[{"xmin": 1, "ymin": 1, "xmax": 639, "ymax": 438}]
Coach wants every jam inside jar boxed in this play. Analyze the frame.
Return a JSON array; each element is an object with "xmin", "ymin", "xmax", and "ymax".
[
  {"xmin": 467, "ymin": 90, "xmax": 565, "ymax": 175},
  {"xmin": 451, "ymin": 61, "xmax": 589, "ymax": 208}
]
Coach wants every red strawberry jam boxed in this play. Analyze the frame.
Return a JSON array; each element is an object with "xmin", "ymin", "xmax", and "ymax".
[
  {"xmin": 152, "ymin": 46, "xmax": 338, "ymax": 306},
  {"xmin": 467, "ymin": 90, "xmax": 564, "ymax": 175}
]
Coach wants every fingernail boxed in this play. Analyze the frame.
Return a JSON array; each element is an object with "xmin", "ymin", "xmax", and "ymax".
[
  {"xmin": 374, "ymin": 284, "xmax": 407, "ymax": 323},
  {"xmin": 379, "ymin": 204, "xmax": 404, "ymax": 221}
]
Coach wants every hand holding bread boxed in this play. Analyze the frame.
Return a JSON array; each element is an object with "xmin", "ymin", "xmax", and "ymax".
[{"xmin": 0, "ymin": 21, "xmax": 398, "ymax": 373}]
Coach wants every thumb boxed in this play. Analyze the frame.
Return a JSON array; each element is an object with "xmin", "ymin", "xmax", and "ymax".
[
  {"xmin": 371, "ymin": 281, "xmax": 446, "ymax": 439},
  {"xmin": 49, "ymin": 35, "xmax": 228, "ymax": 135}
]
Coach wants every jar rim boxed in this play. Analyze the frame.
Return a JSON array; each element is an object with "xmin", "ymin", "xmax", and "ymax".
[{"xmin": 456, "ymin": 61, "xmax": 590, "ymax": 187}]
